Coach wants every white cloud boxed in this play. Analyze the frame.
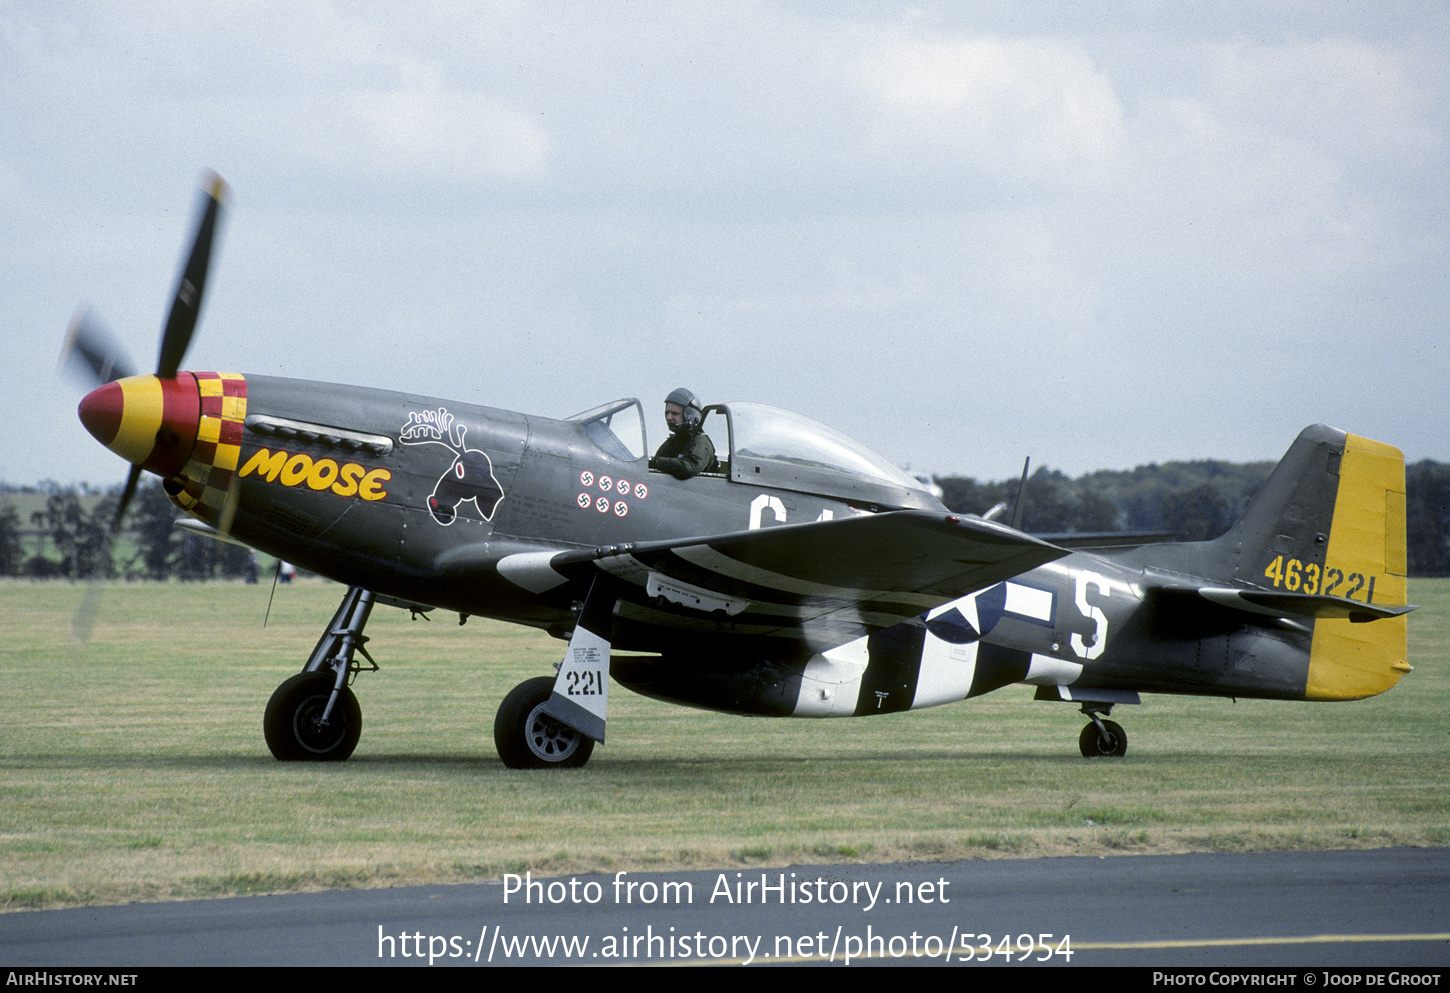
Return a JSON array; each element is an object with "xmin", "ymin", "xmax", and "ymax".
[
  {"xmin": 1208, "ymin": 37, "xmax": 1440, "ymax": 163},
  {"xmin": 850, "ymin": 31, "xmax": 1126, "ymax": 186},
  {"xmin": 253, "ymin": 86, "xmax": 552, "ymax": 180}
]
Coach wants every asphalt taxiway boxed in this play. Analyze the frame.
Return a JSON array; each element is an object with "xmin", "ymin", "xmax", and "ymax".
[{"xmin": 3, "ymin": 848, "xmax": 1447, "ymax": 967}]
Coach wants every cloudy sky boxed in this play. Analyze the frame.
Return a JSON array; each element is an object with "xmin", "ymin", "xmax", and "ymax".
[{"xmin": 4, "ymin": 2, "xmax": 1446, "ymax": 490}]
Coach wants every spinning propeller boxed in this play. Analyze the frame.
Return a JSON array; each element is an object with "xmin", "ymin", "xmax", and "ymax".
[{"xmin": 60, "ymin": 172, "xmax": 230, "ymax": 638}]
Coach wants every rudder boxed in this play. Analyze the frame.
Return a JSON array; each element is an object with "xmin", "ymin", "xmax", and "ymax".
[{"xmin": 1306, "ymin": 433, "xmax": 1410, "ymax": 699}]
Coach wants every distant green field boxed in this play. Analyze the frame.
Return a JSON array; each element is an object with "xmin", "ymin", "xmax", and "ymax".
[{"xmin": 2, "ymin": 578, "xmax": 1447, "ymax": 910}]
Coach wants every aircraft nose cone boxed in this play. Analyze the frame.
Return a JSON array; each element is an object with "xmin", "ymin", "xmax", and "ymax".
[
  {"xmin": 76, "ymin": 373, "xmax": 200, "ymax": 477},
  {"xmin": 78, "ymin": 381, "xmax": 125, "ymax": 447}
]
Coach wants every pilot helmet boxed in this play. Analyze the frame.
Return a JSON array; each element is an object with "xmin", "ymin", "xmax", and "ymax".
[{"xmin": 665, "ymin": 387, "xmax": 702, "ymax": 431}]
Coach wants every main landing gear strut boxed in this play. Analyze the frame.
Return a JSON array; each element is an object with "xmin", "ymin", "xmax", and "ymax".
[
  {"xmin": 263, "ymin": 586, "xmax": 377, "ymax": 761},
  {"xmin": 262, "ymin": 583, "xmax": 605, "ymax": 768}
]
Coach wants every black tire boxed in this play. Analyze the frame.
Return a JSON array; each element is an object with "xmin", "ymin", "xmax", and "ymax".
[
  {"xmin": 264, "ymin": 671, "xmax": 362, "ymax": 761},
  {"xmin": 1079, "ymin": 718, "xmax": 1128, "ymax": 758},
  {"xmin": 494, "ymin": 676, "xmax": 595, "ymax": 769}
]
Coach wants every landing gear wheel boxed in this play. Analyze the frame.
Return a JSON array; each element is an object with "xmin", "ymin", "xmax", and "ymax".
[
  {"xmin": 1079, "ymin": 718, "xmax": 1127, "ymax": 758},
  {"xmin": 264, "ymin": 672, "xmax": 362, "ymax": 761},
  {"xmin": 494, "ymin": 676, "xmax": 595, "ymax": 769}
]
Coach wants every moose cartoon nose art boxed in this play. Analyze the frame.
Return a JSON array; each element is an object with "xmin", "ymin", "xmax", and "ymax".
[
  {"xmin": 400, "ymin": 408, "xmax": 504, "ymax": 525},
  {"xmin": 429, "ymin": 447, "xmax": 504, "ymax": 524}
]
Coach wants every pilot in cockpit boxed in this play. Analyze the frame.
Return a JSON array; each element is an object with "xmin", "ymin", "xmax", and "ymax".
[{"xmin": 649, "ymin": 387, "xmax": 716, "ymax": 479}]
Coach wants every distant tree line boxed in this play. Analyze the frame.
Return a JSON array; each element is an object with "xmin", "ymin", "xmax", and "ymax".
[
  {"xmin": 3, "ymin": 458, "xmax": 1448, "ymax": 578},
  {"xmin": 937, "ymin": 458, "xmax": 1450, "ymax": 576},
  {"xmin": 0, "ymin": 480, "xmax": 250, "ymax": 580}
]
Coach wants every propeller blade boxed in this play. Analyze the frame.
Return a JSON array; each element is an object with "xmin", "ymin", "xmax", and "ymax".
[
  {"xmin": 74, "ymin": 488, "xmax": 130, "ymax": 645},
  {"xmin": 214, "ymin": 475, "xmax": 241, "ymax": 542},
  {"xmin": 72, "ymin": 574, "xmax": 105, "ymax": 644},
  {"xmin": 157, "ymin": 171, "xmax": 228, "ymax": 379},
  {"xmin": 59, "ymin": 308, "xmax": 137, "ymax": 386},
  {"xmin": 113, "ymin": 463, "xmax": 144, "ymax": 532}
]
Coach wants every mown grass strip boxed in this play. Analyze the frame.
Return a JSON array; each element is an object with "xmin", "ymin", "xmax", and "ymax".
[{"xmin": 2, "ymin": 578, "xmax": 1447, "ymax": 909}]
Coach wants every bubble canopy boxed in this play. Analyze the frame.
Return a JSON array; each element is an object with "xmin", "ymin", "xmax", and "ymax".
[{"xmin": 713, "ymin": 402, "xmax": 943, "ymax": 511}]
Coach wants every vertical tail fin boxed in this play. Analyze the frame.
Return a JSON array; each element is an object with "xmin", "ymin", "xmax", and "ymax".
[{"xmin": 1215, "ymin": 425, "xmax": 1410, "ymax": 699}]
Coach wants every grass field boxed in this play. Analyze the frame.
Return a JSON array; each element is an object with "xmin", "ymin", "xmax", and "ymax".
[{"xmin": 2, "ymin": 577, "xmax": 1448, "ymax": 910}]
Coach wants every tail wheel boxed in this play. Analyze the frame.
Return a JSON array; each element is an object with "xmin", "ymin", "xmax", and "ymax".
[
  {"xmin": 264, "ymin": 672, "xmax": 362, "ymax": 761},
  {"xmin": 1079, "ymin": 718, "xmax": 1127, "ymax": 758},
  {"xmin": 495, "ymin": 676, "xmax": 595, "ymax": 769}
]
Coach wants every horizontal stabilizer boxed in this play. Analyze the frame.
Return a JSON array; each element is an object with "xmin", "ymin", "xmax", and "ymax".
[
  {"xmin": 1179, "ymin": 586, "xmax": 1415, "ymax": 624},
  {"xmin": 1033, "ymin": 530, "xmax": 1180, "ymax": 549}
]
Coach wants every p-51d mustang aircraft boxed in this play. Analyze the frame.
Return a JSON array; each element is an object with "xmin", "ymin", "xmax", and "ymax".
[{"xmin": 67, "ymin": 174, "xmax": 1414, "ymax": 766}]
